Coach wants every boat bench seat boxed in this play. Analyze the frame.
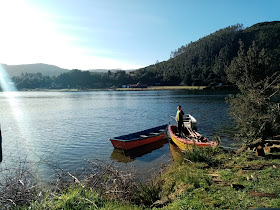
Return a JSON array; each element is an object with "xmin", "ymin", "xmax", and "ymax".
[
  {"xmin": 140, "ymin": 135, "xmax": 149, "ymax": 138},
  {"xmin": 150, "ymin": 132, "xmax": 159, "ymax": 135}
]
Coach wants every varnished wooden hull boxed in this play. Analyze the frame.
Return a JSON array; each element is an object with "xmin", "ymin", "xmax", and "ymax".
[{"xmin": 168, "ymin": 125, "xmax": 218, "ymax": 151}]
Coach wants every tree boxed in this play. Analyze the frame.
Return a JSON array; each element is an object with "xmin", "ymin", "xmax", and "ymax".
[{"xmin": 226, "ymin": 40, "xmax": 280, "ymax": 143}]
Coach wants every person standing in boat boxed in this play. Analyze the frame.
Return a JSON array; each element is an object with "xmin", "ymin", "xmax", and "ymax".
[{"xmin": 176, "ymin": 105, "xmax": 184, "ymax": 136}]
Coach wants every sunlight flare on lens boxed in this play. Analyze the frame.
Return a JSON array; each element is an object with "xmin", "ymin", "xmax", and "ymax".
[
  {"xmin": 0, "ymin": 64, "xmax": 38, "ymax": 165},
  {"xmin": 0, "ymin": 65, "xmax": 16, "ymax": 92},
  {"xmin": 0, "ymin": 64, "xmax": 23, "ymax": 119}
]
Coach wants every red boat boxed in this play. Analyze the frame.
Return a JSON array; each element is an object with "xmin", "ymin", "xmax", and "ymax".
[{"xmin": 109, "ymin": 124, "xmax": 168, "ymax": 150}]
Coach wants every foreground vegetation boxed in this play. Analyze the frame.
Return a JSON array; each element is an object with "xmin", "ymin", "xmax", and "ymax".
[{"xmin": 1, "ymin": 145, "xmax": 279, "ymax": 209}]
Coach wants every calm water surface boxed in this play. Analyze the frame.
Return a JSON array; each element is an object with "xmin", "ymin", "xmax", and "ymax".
[{"xmin": 0, "ymin": 90, "xmax": 235, "ymax": 180}]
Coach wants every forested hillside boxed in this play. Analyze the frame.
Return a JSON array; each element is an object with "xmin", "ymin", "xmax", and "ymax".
[{"xmin": 132, "ymin": 21, "xmax": 280, "ymax": 86}]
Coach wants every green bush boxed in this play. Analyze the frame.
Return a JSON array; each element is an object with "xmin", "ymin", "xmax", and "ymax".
[{"xmin": 183, "ymin": 145, "xmax": 220, "ymax": 166}]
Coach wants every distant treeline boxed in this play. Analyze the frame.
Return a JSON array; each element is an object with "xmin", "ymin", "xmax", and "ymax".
[
  {"xmin": 10, "ymin": 70, "xmax": 135, "ymax": 89},
  {"xmin": 7, "ymin": 21, "xmax": 280, "ymax": 90}
]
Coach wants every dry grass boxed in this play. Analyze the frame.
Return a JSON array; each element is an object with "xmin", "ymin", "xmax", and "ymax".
[
  {"xmin": 82, "ymin": 160, "xmax": 138, "ymax": 201},
  {"xmin": 0, "ymin": 160, "xmax": 40, "ymax": 209},
  {"xmin": 25, "ymin": 86, "xmax": 206, "ymax": 92},
  {"xmin": 116, "ymin": 86, "xmax": 206, "ymax": 91},
  {"xmin": 0, "ymin": 159, "xmax": 140, "ymax": 209}
]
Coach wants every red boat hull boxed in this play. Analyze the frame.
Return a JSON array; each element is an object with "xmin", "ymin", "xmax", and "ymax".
[{"xmin": 110, "ymin": 131, "xmax": 167, "ymax": 150}]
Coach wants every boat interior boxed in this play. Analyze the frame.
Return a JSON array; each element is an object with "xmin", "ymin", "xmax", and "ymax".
[
  {"xmin": 174, "ymin": 126, "xmax": 208, "ymax": 142},
  {"xmin": 114, "ymin": 124, "xmax": 168, "ymax": 140}
]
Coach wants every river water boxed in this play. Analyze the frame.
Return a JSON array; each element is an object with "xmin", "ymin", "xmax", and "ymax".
[{"xmin": 0, "ymin": 90, "xmax": 235, "ymax": 180}]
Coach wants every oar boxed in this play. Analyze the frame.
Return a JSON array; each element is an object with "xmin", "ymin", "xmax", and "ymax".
[{"xmin": 170, "ymin": 116, "xmax": 176, "ymax": 121}]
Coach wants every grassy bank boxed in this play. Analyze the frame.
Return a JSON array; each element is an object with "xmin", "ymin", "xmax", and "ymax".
[
  {"xmin": 21, "ymin": 86, "xmax": 206, "ymax": 92},
  {"xmin": 1, "ymin": 147, "xmax": 279, "ymax": 209},
  {"xmin": 115, "ymin": 86, "xmax": 206, "ymax": 91},
  {"xmin": 159, "ymin": 149, "xmax": 280, "ymax": 209}
]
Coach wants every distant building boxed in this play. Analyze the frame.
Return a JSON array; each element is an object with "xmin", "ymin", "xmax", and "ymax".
[
  {"xmin": 127, "ymin": 82, "xmax": 147, "ymax": 88},
  {"xmin": 128, "ymin": 84, "xmax": 138, "ymax": 88}
]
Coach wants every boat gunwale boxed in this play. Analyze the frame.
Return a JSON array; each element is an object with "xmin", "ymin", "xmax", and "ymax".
[{"xmin": 110, "ymin": 124, "xmax": 168, "ymax": 142}]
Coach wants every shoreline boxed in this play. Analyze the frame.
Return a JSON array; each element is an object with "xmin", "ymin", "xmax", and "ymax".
[{"xmin": 16, "ymin": 86, "xmax": 207, "ymax": 92}]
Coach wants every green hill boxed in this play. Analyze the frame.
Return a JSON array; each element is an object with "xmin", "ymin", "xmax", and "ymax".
[
  {"xmin": 1, "ymin": 63, "xmax": 129, "ymax": 78},
  {"xmin": 132, "ymin": 21, "xmax": 280, "ymax": 86},
  {"xmin": 1, "ymin": 63, "xmax": 69, "ymax": 77}
]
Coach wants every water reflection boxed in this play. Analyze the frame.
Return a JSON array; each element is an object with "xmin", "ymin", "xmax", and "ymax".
[
  {"xmin": 169, "ymin": 141, "xmax": 184, "ymax": 162},
  {"xmin": 110, "ymin": 137, "xmax": 169, "ymax": 163}
]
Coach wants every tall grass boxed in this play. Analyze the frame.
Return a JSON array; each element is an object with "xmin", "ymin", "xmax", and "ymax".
[
  {"xmin": 183, "ymin": 144, "xmax": 221, "ymax": 166},
  {"xmin": 0, "ymin": 159, "xmax": 40, "ymax": 209}
]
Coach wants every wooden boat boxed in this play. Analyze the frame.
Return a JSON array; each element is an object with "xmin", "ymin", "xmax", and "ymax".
[
  {"xmin": 168, "ymin": 125, "xmax": 218, "ymax": 151},
  {"xmin": 109, "ymin": 124, "xmax": 168, "ymax": 150}
]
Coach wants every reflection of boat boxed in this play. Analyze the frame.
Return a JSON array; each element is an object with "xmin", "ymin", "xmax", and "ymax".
[
  {"xmin": 109, "ymin": 124, "xmax": 168, "ymax": 150},
  {"xmin": 168, "ymin": 125, "xmax": 218, "ymax": 151},
  {"xmin": 169, "ymin": 141, "xmax": 183, "ymax": 162},
  {"xmin": 110, "ymin": 137, "xmax": 169, "ymax": 163}
]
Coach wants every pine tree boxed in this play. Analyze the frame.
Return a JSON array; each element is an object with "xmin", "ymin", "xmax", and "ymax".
[{"xmin": 226, "ymin": 40, "xmax": 280, "ymax": 143}]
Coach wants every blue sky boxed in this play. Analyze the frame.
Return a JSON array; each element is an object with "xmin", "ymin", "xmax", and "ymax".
[{"xmin": 0, "ymin": 0, "xmax": 279, "ymax": 70}]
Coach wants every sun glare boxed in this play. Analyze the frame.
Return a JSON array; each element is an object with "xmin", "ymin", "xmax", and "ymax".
[
  {"xmin": 0, "ymin": 1, "xmax": 73, "ymax": 65},
  {"xmin": 0, "ymin": 64, "xmax": 25, "ymax": 123},
  {"xmin": 0, "ymin": 1, "xmax": 142, "ymax": 70},
  {"xmin": 0, "ymin": 65, "xmax": 16, "ymax": 92},
  {"xmin": 0, "ymin": 64, "xmax": 40, "ymax": 169}
]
